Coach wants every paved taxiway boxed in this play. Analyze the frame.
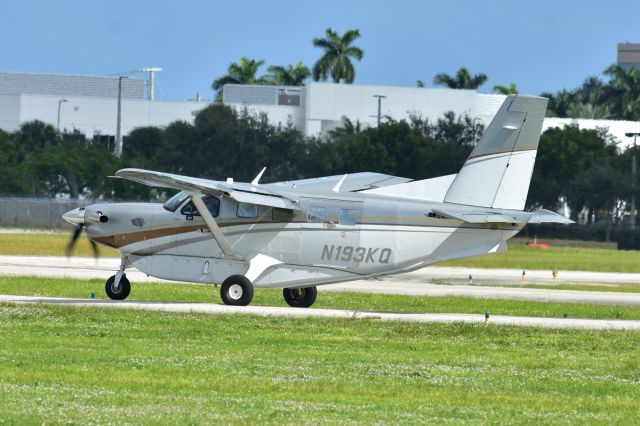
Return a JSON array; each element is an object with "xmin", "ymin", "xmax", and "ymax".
[
  {"xmin": 1, "ymin": 255, "xmax": 640, "ymax": 306},
  {"xmin": 2, "ymin": 293, "xmax": 639, "ymax": 330}
]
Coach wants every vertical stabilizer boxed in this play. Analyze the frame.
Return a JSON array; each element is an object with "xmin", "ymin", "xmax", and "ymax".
[{"xmin": 443, "ymin": 95, "xmax": 548, "ymax": 210}]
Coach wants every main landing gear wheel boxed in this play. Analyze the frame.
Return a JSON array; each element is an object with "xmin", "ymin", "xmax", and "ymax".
[
  {"xmin": 283, "ymin": 286, "xmax": 317, "ymax": 308},
  {"xmin": 221, "ymin": 275, "xmax": 254, "ymax": 306},
  {"xmin": 105, "ymin": 274, "xmax": 131, "ymax": 300}
]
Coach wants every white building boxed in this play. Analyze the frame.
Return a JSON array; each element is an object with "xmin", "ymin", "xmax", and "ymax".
[
  {"xmin": 224, "ymin": 82, "xmax": 640, "ymax": 149},
  {"xmin": 0, "ymin": 72, "xmax": 208, "ymax": 142},
  {"xmin": 2, "ymin": 71, "xmax": 640, "ymax": 151},
  {"xmin": 223, "ymin": 82, "xmax": 505, "ymax": 137}
]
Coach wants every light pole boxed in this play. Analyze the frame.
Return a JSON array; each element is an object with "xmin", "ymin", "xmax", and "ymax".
[
  {"xmin": 115, "ymin": 76, "xmax": 127, "ymax": 158},
  {"xmin": 626, "ymin": 132, "xmax": 640, "ymax": 229},
  {"xmin": 57, "ymin": 99, "xmax": 68, "ymax": 131},
  {"xmin": 373, "ymin": 95, "xmax": 387, "ymax": 126}
]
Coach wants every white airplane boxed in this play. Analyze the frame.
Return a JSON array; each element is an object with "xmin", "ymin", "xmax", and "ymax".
[{"xmin": 63, "ymin": 95, "xmax": 571, "ymax": 307}]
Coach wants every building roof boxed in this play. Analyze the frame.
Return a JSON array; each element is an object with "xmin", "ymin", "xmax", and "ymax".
[{"xmin": 0, "ymin": 71, "xmax": 145, "ymax": 99}]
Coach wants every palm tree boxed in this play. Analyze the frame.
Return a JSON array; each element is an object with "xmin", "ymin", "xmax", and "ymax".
[
  {"xmin": 416, "ymin": 80, "xmax": 426, "ymax": 88},
  {"xmin": 266, "ymin": 62, "xmax": 311, "ymax": 86},
  {"xmin": 312, "ymin": 28, "xmax": 364, "ymax": 83},
  {"xmin": 212, "ymin": 57, "xmax": 269, "ymax": 99},
  {"xmin": 492, "ymin": 83, "xmax": 518, "ymax": 95},
  {"xmin": 603, "ymin": 65, "xmax": 640, "ymax": 121},
  {"xmin": 433, "ymin": 67, "xmax": 488, "ymax": 89}
]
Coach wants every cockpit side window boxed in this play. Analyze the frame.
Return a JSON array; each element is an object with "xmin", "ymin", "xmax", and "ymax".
[
  {"xmin": 163, "ymin": 191, "xmax": 190, "ymax": 212},
  {"xmin": 180, "ymin": 195, "xmax": 220, "ymax": 217}
]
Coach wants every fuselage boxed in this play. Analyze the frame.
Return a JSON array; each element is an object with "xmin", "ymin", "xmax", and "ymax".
[{"xmin": 73, "ymin": 188, "xmax": 525, "ymax": 288}]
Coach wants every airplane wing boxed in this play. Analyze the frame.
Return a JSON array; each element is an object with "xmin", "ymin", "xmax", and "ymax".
[
  {"xmin": 115, "ymin": 168, "xmax": 301, "ymax": 210},
  {"xmin": 264, "ymin": 172, "xmax": 412, "ymax": 192}
]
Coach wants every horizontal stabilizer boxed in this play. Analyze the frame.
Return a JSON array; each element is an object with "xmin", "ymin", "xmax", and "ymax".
[
  {"xmin": 432, "ymin": 208, "xmax": 523, "ymax": 225},
  {"xmin": 528, "ymin": 209, "xmax": 574, "ymax": 224}
]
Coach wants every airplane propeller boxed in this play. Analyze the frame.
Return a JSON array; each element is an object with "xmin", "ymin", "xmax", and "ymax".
[
  {"xmin": 66, "ymin": 224, "xmax": 99, "ymax": 258},
  {"xmin": 63, "ymin": 207, "xmax": 100, "ymax": 258}
]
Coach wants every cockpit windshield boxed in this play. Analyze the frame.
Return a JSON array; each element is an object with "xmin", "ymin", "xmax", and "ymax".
[{"xmin": 163, "ymin": 191, "xmax": 190, "ymax": 212}]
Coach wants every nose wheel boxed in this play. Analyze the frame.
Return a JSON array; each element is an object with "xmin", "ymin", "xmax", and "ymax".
[
  {"xmin": 283, "ymin": 286, "xmax": 317, "ymax": 308},
  {"xmin": 105, "ymin": 274, "xmax": 131, "ymax": 300}
]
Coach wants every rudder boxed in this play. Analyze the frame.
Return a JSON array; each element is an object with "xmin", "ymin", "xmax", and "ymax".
[{"xmin": 443, "ymin": 94, "xmax": 548, "ymax": 210}]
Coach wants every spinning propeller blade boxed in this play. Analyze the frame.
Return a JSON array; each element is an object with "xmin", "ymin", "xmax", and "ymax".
[{"xmin": 66, "ymin": 225, "xmax": 99, "ymax": 258}]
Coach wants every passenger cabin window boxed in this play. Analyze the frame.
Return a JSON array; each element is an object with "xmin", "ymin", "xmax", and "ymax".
[
  {"xmin": 180, "ymin": 195, "xmax": 220, "ymax": 217},
  {"xmin": 272, "ymin": 208, "xmax": 295, "ymax": 221},
  {"xmin": 237, "ymin": 202, "xmax": 258, "ymax": 218},
  {"xmin": 339, "ymin": 209, "xmax": 358, "ymax": 226},
  {"xmin": 307, "ymin": 207, "xmax": 326, "ymax": 223}
]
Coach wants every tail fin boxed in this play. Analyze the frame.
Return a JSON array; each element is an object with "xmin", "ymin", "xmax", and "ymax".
[{"xmin": 443, "ymin": 94, "xmax": 548, "ymax": 210}]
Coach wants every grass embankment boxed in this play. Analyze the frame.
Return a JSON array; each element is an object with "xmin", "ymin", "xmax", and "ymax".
[
  {"xmin": 2, "ymin": 276, "xmax": 639, "ymax": 320},
  {"xmin": 0, "ymin": 303, "xmax": 639, "ymax": 424}
]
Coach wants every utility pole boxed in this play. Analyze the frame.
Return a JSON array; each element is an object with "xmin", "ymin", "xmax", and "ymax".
[
  {"xmin": 57, "ymin": 99, "xmax": 68, "ymax": 131},
  {"xmin": 373, "ymin": 95, "xmax": 386, "ymax": 126},
  {"xmin": 115, "ymin": 76, "xmax": 127, "ymax": 158},
  {"xmin": 626, "ymin": 132, "xmax": 640, "ymax": 229},
  {"xmin": 142, "ymin": 67, "xmax": 162, "ymax": 100}
]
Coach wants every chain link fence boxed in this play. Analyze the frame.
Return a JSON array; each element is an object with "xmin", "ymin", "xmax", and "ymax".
[{"xmin": 0, "ymin": 197, "xmax": 97, "ymax": 229}]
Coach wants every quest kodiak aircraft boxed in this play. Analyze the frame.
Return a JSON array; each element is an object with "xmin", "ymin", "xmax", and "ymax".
[{"xmin": 63, "ymin": 94, "xmax": 571, "ymax": 308}]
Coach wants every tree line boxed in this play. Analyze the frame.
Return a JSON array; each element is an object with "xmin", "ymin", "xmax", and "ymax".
[{"xmin": 1, "ymin": 103, "xmax": 635, "ymax": 225}]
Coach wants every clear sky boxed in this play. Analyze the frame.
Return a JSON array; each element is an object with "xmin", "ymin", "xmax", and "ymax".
[{"xmin": 2, "ymin": 0, "xmax": 639, "ymax": 101}]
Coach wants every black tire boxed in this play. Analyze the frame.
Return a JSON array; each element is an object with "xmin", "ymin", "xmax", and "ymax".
[
  {"xmin": 283, "ymin": 286, "xmax": 317, "ymax": 308},
  {"xmin": 221, "ymin": 275, "xmax": 254, "ymax": 306},
  {"xmin": 105, "ymin": 275, "xmax": 131, "ymax": 300}
]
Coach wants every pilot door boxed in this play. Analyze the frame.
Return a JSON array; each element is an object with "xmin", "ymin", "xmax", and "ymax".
[{"xmin": 173, "ymin": 194, "xmax": 223, "ymax": 257}]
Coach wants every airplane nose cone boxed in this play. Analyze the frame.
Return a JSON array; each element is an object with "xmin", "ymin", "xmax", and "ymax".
[{"xmin": 62, "ymin": 207, "xmax": 86, "ymax": 226}]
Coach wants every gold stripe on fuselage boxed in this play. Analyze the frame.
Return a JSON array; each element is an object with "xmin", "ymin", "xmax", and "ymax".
[{"xmin": 92, "ymin": 216, "xmax": 520, "ymax": 249}]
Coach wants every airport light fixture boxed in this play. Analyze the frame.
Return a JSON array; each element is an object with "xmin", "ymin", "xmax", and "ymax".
[
  {"xmin": 57, "ymin": 99, "xmax": 68, "ymax": 131},
  {"xmin": 626, "ymin": 132, "xmax": 640, "ymax": 229},
  {"xmin": 115, "ymin": 76, "xmax": 127, "ymax": 158}
]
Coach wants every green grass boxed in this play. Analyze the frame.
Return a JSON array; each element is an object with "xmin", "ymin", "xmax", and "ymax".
[
  {"xmin": 2, "ymin": 276, "xmax": 640, "ymax": 320},
  {"xmin": 0, "ymin": 232, "xmax": 119, "ymax": 257},
  {"xmin": 441, "ymin": 243, "xmax": 640, "ymax": 272},
  {"xmin": 0, "ymin": 303, "xmax": 639, "ymax": 424},
  {"xmin": 508, "ymin": 283, "xmax": 640, "ymax": 293}
]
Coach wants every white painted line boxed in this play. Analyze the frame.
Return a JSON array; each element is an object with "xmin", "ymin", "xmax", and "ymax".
[{"xmin": 1, "ymin": 294, "xmax": 639, "ymax": 330}]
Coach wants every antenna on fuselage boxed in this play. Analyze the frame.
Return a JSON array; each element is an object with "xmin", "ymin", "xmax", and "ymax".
[
  {"xmin": 251, "ymin": 167, "xmax": 267, "ymax": 185},
  {"xmin": 332, "ymin": 174, "xmax": 348, "ymax": 192}
]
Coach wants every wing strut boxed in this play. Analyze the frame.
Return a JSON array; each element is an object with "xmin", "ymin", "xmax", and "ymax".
[{"xmin": 188, "ymin": 191, "xmax": 241, "ymax": 260}]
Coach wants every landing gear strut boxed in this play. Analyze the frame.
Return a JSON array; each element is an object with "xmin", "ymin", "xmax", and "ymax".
[
  {"xmin": 283, "ymin": 286, "xmax": 317, "ymax": 308},
  {"xmin": 220, "ymin": 275, "xmax": 254, "ymax": 306},
  {"xmin": 105, "ymin": 274, "xmax": 131, "ymax": 300}
]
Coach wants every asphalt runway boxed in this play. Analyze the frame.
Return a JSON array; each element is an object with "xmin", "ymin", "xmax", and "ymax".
[
  {"xmin": 2, "ymin": 293, "xmax": 640, "ymax": 330},
  {"xmin": 1, "ymin": 255, "xmax": 640, "ymax": 306}
]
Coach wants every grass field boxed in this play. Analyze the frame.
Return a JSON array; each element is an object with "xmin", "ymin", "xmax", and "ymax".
[
  {"xmin": 2, "ymin": 276, "xmax": 640, "ymax": 321},
  {"xmin": 1, "ymin": 302, "xmax": 639, "ymax": 424},
  {"xmin": 441, "ymin": 242, "xmax": 640, "ymax": 272},
  {"xmin": 0, "ymin": 231, "xmax": 119, "ymax": 257}
]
